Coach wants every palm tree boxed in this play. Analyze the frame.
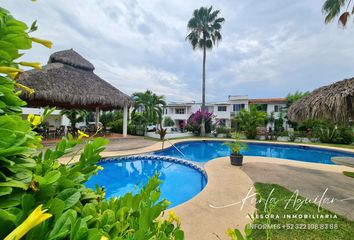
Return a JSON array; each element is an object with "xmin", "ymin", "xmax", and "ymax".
[
  {"xmin": 132, "ymin": 90, "xmax": 166, "ymax": 126},
  {"xmin": 323, "ymin": 0, "xmax": 353, "ymax": 26},
  {"xmin": 186, "ymin": 6, "xmax": 225, "ymax": 136},
  {"xmin": 60, "ymin": 109, "xmax": 87, "ymax": 131}
]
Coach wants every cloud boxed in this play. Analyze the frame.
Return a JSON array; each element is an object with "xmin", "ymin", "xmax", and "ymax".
[{"xmin": 2, "ymin": 0, "xmax": 354, "ymax": 102}]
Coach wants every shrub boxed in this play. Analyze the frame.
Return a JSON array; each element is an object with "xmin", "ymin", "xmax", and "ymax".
[
  {"xmin": 235, "ymin": 107, "xmax": 267, "ymax": 139},
  {"xmin": 128, "ymin": 123, "xmax": 137, "ymax": 135},
  {"xmin": 100, "ymin": 110, "xmax": 123, "ymax": 127},
  {"xmin": 216, "ymin": 126, "xmax": 231, "ymax": 134},
  {"xmin": 313, "ymin": 121, "xmax": 353, "ymax": 144},
  {"xmin": 108, "ymin": 119, "xmax": 123, "ymax": 133},
  {"xmin": 164, "ymin": 116, "xmax": 175, "ymax": 127},
  {"xmin": 186, "ymin": 109, "xmax": 214, "ymax": 134},
  {"xmin": 0, "ymin": 6, "xmax": 183, "ymax": 240}
]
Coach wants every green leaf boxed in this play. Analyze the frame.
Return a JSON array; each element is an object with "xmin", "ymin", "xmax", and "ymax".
[
  {"xmin": 174, "ymin": 229, "xmax": 184, "ymax": 240},
  {"xmin": 0, "ymin": 186, "xmax": 12, "ymax": 196},
  {"xmin": 43, "ymin": 170, "xmax": 61, "ymax": 184},
  {"xmin": 0, "ymin": 180, "xmax": 28, "ymax": 189},
  {"xmin": 21, "ymin": 193, "xmax": 35, "ymax": 214},
  {"xmin": 57, "ymin": 188, "xmax": 81, "ymax": 210},
  {"xmin": 48, "ymin": 209, "xmax": 77, "ymax": 240},
  {"xmin": 81, "ymin": 203, "xmax": 97, "ymax": 217},
  {"xmin": 0, "ymin": 209, "xmax": 16, "ymax": 223},
  {"xmin": 87, "ymin": 229, "xmax": 104, "ymax": 240},
  {"xmin": 46, "ymin": 198, "xmax": 65, "ymax": 216}
]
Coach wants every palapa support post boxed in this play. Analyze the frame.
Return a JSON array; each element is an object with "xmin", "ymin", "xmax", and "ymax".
[
  {"xmin": 95, "ymin": 107, "xmax": 100, "ymax": 130},
  {"xmin": 123, "ymin": 105, "xmax": 128, "ymax": 137}
]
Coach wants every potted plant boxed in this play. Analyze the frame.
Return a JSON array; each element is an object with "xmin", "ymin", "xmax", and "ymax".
[{"xmin": 224, "ymin": 134, "xmax": 247, "ymax": 166}]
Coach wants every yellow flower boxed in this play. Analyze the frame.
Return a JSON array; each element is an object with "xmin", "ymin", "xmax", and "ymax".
[
  {"xmin": 97, "ymin": 166, "xmax": 104, "ymax": 171},
  {"xmin": 27, "ymin": 114, "xmax": 41, "ymax": 126},
  {"xmin": 78, "ymin": 129, "xmax": 89, "ymax": 140},
  {"xmin": 7, "ymin": 72, "xmax": 19, "ymax": 79},
  {"xmin": 19, "ymin": 61, "xmax": 42, "ymax": 70},
  {"xmin": 100, "ymin": 236, "xmax": 109, "ymax": 240},
  {"xmin": 4, "ymin": 204, "xmax": 52, "ymax": 240},
  {"xmin": 31, "ymin": 37, "xmax": 53, "ymax": 48},
  {"xmin": 226, "ymin": 228, "xmax": 236, "ymax": 239},
  {"xmin": 0, "ymin": 66, "xmax": 23, "ymax": 74},
  {"xmin": 14, "ymin": 82, "xmax": 35, "ymax": 94},
  {"xmin": 166, "ymin": 211, "xmax": 181, "ymax": 225}
]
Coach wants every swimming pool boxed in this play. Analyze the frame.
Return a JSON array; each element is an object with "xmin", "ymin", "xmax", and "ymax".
[
  {"xmin": 85, "ymin": 156, "xmax": 207, "ymax": 208},
  {"xmin": 153, "ymin": 140, "xmax": 354, "ymax": 165}
]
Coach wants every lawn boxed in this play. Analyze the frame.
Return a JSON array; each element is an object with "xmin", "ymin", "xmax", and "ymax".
[
  {"xmin": 343, "ymin": 171, "xmax": 354, "ymax": 179},
  {"xmin": 251, "ymin": 183, "xmax": 354, "ymax": 240}
]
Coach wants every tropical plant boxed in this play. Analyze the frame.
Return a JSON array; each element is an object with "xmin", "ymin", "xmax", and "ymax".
[
  {"xmin": 216, "ymin": 126, "xmax": 231, "ymax": 134},
  {"xmin": 132, "ymin": 90, "xmax": 166, "ymax": 125},
  {"xmin": 322, "ymin": 0, "xmax": 354, "ymax": 26},
  {"xmin": 0, "ymin": 6, "xmax": 183, "ymax": 240},
  {"xmin": 226, "ymin": 224, "xmax": 253, "ymax": 240},
  {"xmin": 100, "ymin": 110, "xmax": 123, "ymax": 127},
  {"xmin": 163, "ymin": 116, "xmax": 175, "ymax": 127},
  {"xmin": 186, "ymin": 6, "xmax": 225, "ymax": 137},
  {"xmin": 224, "ymin": 134, "xmax": 247, "ymax": 155},
  {"xmin": 235, "ymin": 107, "xmax": 267, "ymax": 139},
  {"xmin": 186, "ymin": 109, "xmax": 214, "ymax": 134},
  {"xmin": 312, "ymin": 120, "xmax": 353, "ymax": 144},
  {"xmin": 286, "ymin": 91, "xmax": 309, "ymax": 107},
  {"xmin": 60, "ymin": 109, "xmax": 87, "ymax": 130}
]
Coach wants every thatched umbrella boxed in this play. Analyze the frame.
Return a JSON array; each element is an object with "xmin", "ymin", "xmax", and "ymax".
[
  {"xmin": 18, "ymin": 49, "xmax": 133, "ymax": 135},
  {"xmin": 288, "ymin": 78, "xmax": 354, "ymax": 123}
]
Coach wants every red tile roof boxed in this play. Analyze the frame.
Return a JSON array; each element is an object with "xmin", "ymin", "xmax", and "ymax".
[{"xmin": 249, "ymin": 98, "xmax": 287, "ymax": 104}]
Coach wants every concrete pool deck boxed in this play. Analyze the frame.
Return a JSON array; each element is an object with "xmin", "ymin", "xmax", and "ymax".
[{"xmin": 58, "ymin": 138, "xmax": 354, "ymax": 239}]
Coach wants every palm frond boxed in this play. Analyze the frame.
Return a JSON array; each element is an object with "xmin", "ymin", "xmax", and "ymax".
[
  {"xmin": 322, "ymin": 0, "xmax": 348, "ymax": 24},
  {"xmin": 339, "ymin": 11, "xmax": 350, "ymax": 26}
]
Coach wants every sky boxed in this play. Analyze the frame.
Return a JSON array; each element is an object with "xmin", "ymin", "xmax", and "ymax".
[{"xmin": 3, "ymin": 0, "xmax": 354, "ymax": 102}]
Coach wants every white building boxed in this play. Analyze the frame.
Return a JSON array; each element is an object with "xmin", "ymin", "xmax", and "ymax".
[{"xmin": 163, "ymin": 95, "xmax": 287, "ymax": 130}]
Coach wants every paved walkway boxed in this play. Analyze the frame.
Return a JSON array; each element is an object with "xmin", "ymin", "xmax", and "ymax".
[{"xmin": 171, "ymin": 157, "xmax": 255, "ymax": 240}]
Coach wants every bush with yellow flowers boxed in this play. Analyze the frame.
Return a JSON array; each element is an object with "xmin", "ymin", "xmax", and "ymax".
[{"xmin": 0, "ymin": 5, "xmax": 183, "ymax": 240}]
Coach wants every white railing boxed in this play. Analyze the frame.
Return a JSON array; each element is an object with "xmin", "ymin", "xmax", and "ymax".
[{"xmin": 165, "ymin": 138, "xmax": 185, "ymax": 157}]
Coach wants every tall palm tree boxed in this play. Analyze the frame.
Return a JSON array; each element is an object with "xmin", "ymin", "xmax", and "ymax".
[
  {"xmin": 186, "ymin": 6, "xmax": 224, "ymax": 136},
  {"xmin": 323, "ymin": 0, "xmax": 353, "ymax": 26},
  {"xmin": 132, "ymin": 90, "xmax": 166, "ymax": 125}
]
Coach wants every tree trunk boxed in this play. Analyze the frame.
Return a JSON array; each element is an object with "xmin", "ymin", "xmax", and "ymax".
[{"xmin": 200, "ymin": 40, "xmax": 206, "ymax": 137}]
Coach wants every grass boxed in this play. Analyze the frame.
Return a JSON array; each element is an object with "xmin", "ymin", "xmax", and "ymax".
[
  {"xmin": 251, "ymin": 183, "xmax": 354, "ymax": 240},
  {"xmin": 343, "ymin": 171, "xmax": 354, "ymax": 179}
]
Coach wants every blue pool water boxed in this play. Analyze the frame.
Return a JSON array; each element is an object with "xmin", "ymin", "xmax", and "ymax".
[
  {"xmin": 85, "ymin": 158, "xmax": 207, "ymax": 208},
  {"xmin": 153, "ymin": 141, "xmax": 354, "ymax": 165}
]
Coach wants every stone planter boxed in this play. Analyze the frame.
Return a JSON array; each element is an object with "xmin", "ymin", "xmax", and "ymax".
[
  {"xmin": 277, "ymin": 136, "xmax": 290, "ymax": 142},
  {"xmin": 230, "ymin": 154, "xmax": 243, "ymax": 166},
  {"xmin": 217, "ymin": 133, "xmax": 227, "ymax": 138}
]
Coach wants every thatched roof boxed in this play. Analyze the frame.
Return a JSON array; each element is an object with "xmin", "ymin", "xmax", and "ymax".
[
  {"xmin": 18, "ymin": 49, "xmax": 133, "ymax": 110},
  {"xmin": 288, "ymin": 78, "xmax": 354, "ymax": 123}
]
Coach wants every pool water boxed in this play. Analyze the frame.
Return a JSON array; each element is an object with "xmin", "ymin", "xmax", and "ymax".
[
  {"xmin": 153, "ymin": 141, "xmax": 354, "ymax": 165},
  {"xmin": 85, "ymin": 158, "xmax": 207, "ymax": 208}
]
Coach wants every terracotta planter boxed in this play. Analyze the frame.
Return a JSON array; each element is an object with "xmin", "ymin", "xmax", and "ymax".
[{"xmin": 230, "ymin": 153, "xmax": 243, "ymax": 166}]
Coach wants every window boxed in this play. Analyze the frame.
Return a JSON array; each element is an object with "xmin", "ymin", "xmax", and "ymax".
[
  {"xmin": 274, "ymin": 105, "xmax": 283, "ymax": 112},
  {"xmin": 175, "ymin": 108, "xmax": 185, "ymax": 114},
  {"xmin": 233, "ymin": 104, "xmax": 245, "ymax": 112},
  {"xmin": 217, "ymin": 106, "xmax": 227, "ymax": 112},
  {"xmin": 164, "ymin": 108, "xmax": 168, "ymax": 114}
]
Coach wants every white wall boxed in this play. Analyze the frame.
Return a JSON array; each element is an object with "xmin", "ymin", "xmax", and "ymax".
[{"xmin": 22, "ymin": 107, "xmax": 82, "ymax": 127}]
